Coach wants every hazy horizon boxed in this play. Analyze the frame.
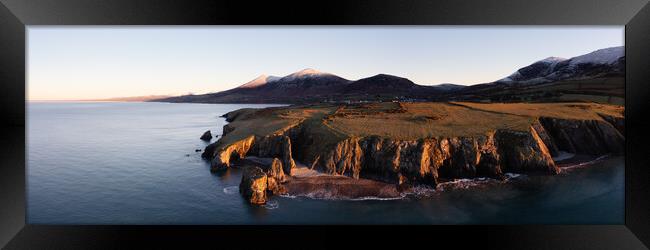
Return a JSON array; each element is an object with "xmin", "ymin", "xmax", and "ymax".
[{"xmin": 28, "ymin": 26, "xmax": 623, "ymax": 101}]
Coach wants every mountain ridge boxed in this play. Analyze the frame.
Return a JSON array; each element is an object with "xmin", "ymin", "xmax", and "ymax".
[{"xmin": 154, "ymin": 46, "xmax": 624, "ymax": 104}]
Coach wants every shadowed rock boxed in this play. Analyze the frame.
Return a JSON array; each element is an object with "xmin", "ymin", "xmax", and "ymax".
[
  {"xmin": 200, "ymin": 130, "xmax": 212, "ymax": 141},
  {"xmin": 539, "ymin": 117, "xmax": 624, "ymax": 155},
  {"xmin": 264, "ymin": 158, "xmax": 288, "ymax": 195}
]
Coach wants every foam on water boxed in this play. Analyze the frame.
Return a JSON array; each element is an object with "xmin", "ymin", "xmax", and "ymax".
[
  {"xmin": 349, "ymin": 196, "xmax": 403, "ymax": 201},
  {"xmin": 434, "ymin": 172, "xmax": 526, "ymax": 192},
  {"xmin": 279, "ymin": 194, "xmax": 298, "ymax": 199},
  {"xmin": 504, "ymin": 173, "xmax": 523, "ymax": 179},
  {"xmin": 561, "ymin": 155, "xmax": 610, "ymax": 171},
  {"xmin": 264, "ymin": 200, "xmax": 279, "ymax": 209},
  {"xmin": 223, "ymin": 186, "xmax": 239, "ymax": 195},
  {"xmin": 280, "ymin": 191, "xmax": 405, "ymax": 201}
]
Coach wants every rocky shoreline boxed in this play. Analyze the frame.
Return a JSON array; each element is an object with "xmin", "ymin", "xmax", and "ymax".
[{"xmin": 201, "ymin": 102, "xmax": 625, "ymax": 204}]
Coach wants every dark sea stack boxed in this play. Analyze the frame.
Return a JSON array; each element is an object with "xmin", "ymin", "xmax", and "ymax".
[
  {"xmin": 239, "ymin": 166, "xmax": 268, "ymax": 205},
  {"xmin": 200, "ymin": 130, "xmax": 212, "ymax": 141}
]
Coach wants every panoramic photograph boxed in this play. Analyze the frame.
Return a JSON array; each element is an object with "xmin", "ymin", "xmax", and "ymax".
[{"xmin": 27, "ymin": 27, "xmax": 624, "ymax": 224}]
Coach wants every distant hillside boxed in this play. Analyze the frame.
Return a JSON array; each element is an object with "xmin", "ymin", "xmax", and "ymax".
[
  {"xmin": 495, "ymin": 46, "xmax": 624, "ymax": 84},
  {"xmin": 153, "ymin": 46, "xmax": 624, "ymax": 105},
  {"xmin": 155, "ymin": 69, "xmax": 453, "ymax": 104},
  {"xmin": 454, "ymin": 46, "xmax": 624, "ymax": 104},
  {"xmin": 85, "ymin": 95, "xmax": 173, "ymax": 102}
]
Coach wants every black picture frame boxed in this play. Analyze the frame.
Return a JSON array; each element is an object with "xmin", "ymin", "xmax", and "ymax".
[{"xmin": 1, "ymin": 0, "xmax": 649, "ymax": 249}]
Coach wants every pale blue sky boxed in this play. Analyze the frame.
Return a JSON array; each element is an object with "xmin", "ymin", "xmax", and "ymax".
[{"xmin": 28, "ymin": 26, "xmax": 623, "ymax": 100}]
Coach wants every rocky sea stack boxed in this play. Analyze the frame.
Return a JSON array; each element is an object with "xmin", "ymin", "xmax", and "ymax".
[
  {"xmin": 202, "ymin": 102, "xmax": 624, "ymax": 204},
  {"xmin": 200, "ymin": 130, "xmax": 212, "ymax": 141}
]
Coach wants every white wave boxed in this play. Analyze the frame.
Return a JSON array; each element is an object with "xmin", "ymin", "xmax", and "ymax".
[
  {"xmin": 281, "ymin": 192, "xmax": 404, "ymax": 201},
  {"xmin": 264, "ymin": 200, "xmax": 279, "ymax": 209},
  {"xmin": 279, "ymin": 194, "xmax": 298, "ymax": 199},
  {"xmin": 222, "ymin": 186, "xmax": 239, "ymax": 195},
  {"xmin": 404, "ymin": 185, "xmax": 437, "ymax": 197},
  {"xmin": 277, "ymin": 173, "xmax": 529, "ymax": 201},
  {"xmin": 436, "ymin": 178, "xmax": 491, "ymax": 191},
  {"xmin": 435, "ymin": 173, "xmax": 525, "ymax": 191},
  {"xmin": 562, "ymin": 155, "xmax": 609, "ymax": 170},
  {"xmin": 504, "ymin": 173, "xmax": 524, "ymax": 179},
  {"xmin": 348, "ymin": 196, "xmax": 403, "ymax": 201}
]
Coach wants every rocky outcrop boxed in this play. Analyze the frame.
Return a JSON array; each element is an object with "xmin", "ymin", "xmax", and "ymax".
[
  {"xmin": 239, "ymin": 166, "xmax": 268, "ymax": 205},
  {"xmin": 263, "ymin": 158, "xmax": 288, "ymax": 195},
  {"xmin": 209, "ymin": 136, "xmax": 255, "ymax": 172},
  {"xmin": 598, "ymin": 113, "xmax": 625, "ymax": 135},
  {"xmin": 200, "ymin": 130, "xmax": 212, "ymax": 141},
  {"xmin": 494, "ymin": 127, "xmax": 558, "ymax": 174},
  {"xmin": 238, "ymin": 158, "xmax": 288, "ymax": 204},
  {"xmin": 538, "ymin": 117, "xmax": 624, "ymax": 155},
  {"xmin": 309, "ymin": 126, "xmax": 557, "ymax": 186},
  {"xmin": 222, "ymin": 124, "xmax": 235, "ymax": 136},
  {"xmin": 221, "ymin": 109, "xmax": 253, "ymax": 122},
  {"xmin": 250, "ymin": 135, "xmax": 296, "ymax": 175},
  {"xmin": 531, "ymin": 120, "xmax": 560, "ymax": 156},
  {"xmin": 206, "ymin": 114, "xmax": 623, "ymax": 189},
  {"xmin": 203, "ymin": 133, "xmax": 296, "ymax": 174}
]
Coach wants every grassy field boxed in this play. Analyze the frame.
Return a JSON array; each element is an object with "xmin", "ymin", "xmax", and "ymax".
[
  {"xmin": 451, "ymin": 102, "xmax": 624, "ymax": 120},
  {"xmin": 215, "ymin": 101, "xmax": 624, "ymax": 150},
  {"xmin": 324, "ymin": 102, "xmax": 534, "ymax": 139},
  {"xmin": 215, "ymin": 104, "xmax": 337, "ymax": 147}
]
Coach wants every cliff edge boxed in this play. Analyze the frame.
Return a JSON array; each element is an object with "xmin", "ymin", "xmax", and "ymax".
[{"xmin": 202, "ymin": 102, "xmax": 624, "ymax": 204}]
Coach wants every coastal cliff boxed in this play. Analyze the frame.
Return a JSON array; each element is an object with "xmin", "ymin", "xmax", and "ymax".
[{"xmin": 202, "ymin": 102, "xmax": 624, "ymax": 204}]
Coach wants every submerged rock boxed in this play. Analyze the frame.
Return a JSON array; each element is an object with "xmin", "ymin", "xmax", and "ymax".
[
  {"xmin": 200, "ymin": 130, "xmax": 212, "ymax": 141},
  {"xmin": 239, "ymin": 166, "xmax": 268, "ymax": 205}
]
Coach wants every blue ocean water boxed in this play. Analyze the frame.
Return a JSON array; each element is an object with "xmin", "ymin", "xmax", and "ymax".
[{"xmin": 27, "ymin": 102, "xmax": 624, "ymax": 224}]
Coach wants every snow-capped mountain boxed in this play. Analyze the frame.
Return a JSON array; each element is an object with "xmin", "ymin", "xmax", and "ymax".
[
  {"xmin": 497, "ymin": 46, "xmax": 624, "ymax": 84},
  {"xmin": 569, "ymin": 46, "xmax": 624, "ymax": 65},
  {"xmin": 238, "ymin": 74, "xmax": 282, "ymax": 88},
  {"xmin": 154, "ymin": 46, "xmax": 624, "ymax": 104},
  {"xmin": 279, "ymin": 68, "xmax": 333, "ymax": 81},
  {"xmin": 235, "ymin": 69, "xmax": 349, "ymax": 94}
]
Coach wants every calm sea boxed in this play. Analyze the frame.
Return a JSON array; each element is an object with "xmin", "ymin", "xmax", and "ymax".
[{"xmin": 27, "ymin": 102, "xmax": 624, "ymax": 224}]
